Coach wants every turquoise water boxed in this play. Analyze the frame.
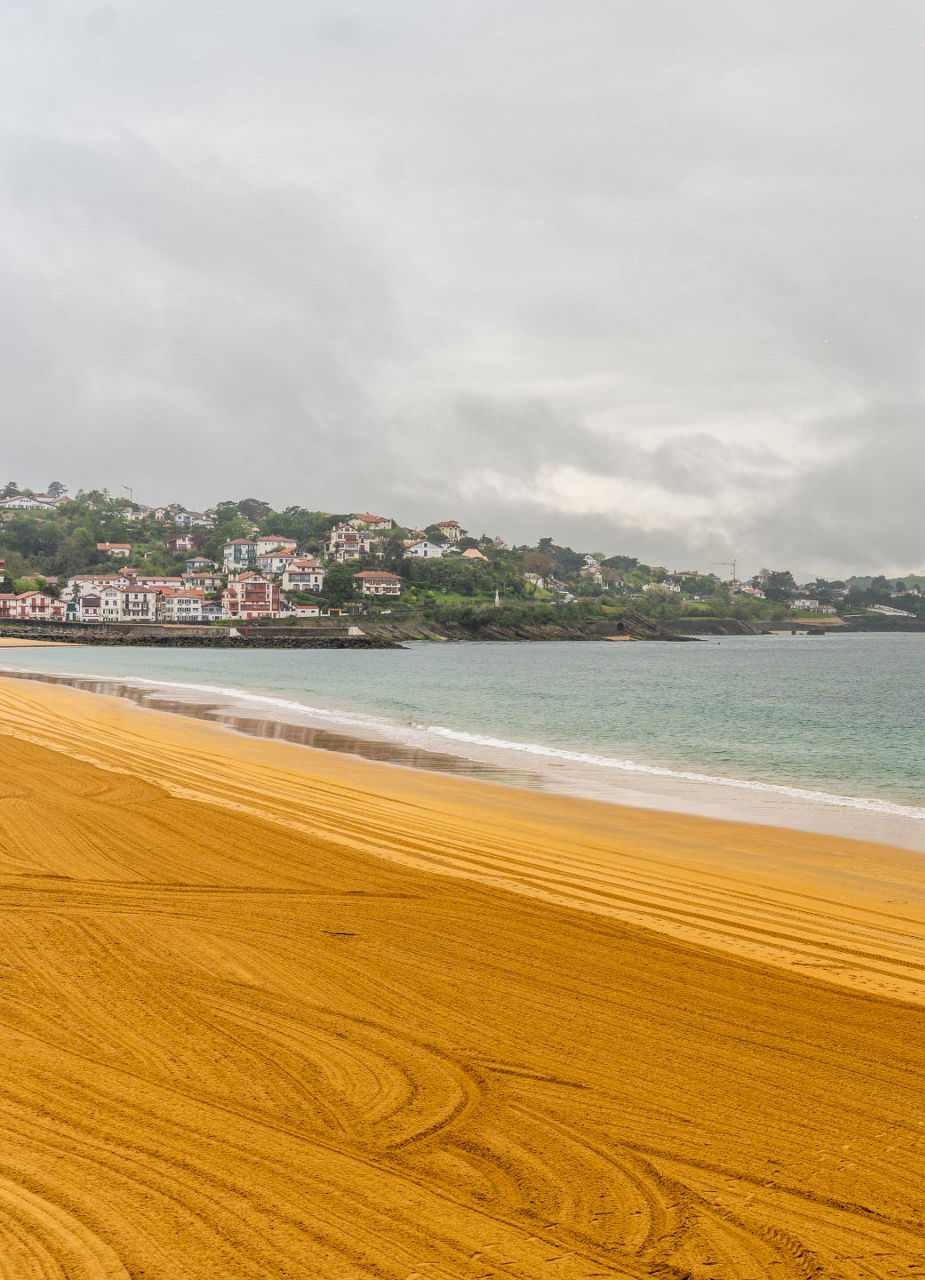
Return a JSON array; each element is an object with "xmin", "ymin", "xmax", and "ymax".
[{"xmin": 2, "ymin": 634, "xmax": 923, "ymax": 820}]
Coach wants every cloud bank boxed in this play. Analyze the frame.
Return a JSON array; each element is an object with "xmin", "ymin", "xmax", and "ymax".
[{"xmin": 1, "ymin": 1, "xmax": 922, "ymax": 576}]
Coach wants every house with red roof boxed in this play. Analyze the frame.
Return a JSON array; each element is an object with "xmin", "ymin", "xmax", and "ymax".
[
  {"xmin": 282, "ymin": 558, "xmax": 326, "ymax": 593},
  {"xmin": 159, "ymin": 588, "xmax": 205, "ymax": 623},
  {"xmin": 16, "ymin": 591, "xmax": 66, "ymax": 621},
  {"xmin": 326, "ymin": 524, "xmax": 372, "ymax": 561},
  {"xmin": 353, "ymin": 570, "xmax": 401, "ymax": 597},
  {"xmin": 348, "ymin": 513, "xmax": 393, "ymax": 531},
  {"xmin": 432, "ymin": 520, "xmax": 467, "ymax": 543},
  {"xmin": 222, "ymin": 573, "xmax": 281, "ymax": 619}
]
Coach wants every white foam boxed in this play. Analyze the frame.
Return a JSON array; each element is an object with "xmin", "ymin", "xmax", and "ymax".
[{"xmin": 416, "ymin": 725, "xmax": 925, "ymax": 821}]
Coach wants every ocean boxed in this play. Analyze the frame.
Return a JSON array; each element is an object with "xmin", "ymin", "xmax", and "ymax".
[{"xmin": 4, "ymin": 632, "xmax": 924, "ymax": 849}]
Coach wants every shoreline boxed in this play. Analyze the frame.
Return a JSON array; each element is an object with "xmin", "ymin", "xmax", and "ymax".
[
  {"xmin": 3, "ymin": 658, "xmax": 924, "ymax": 853},
  {"xmin": 4, "ymin": 672, "xmax": 925, "ymax": 1003},
  {"xmin": 2, "ymin": 673, "xmax": 925, "ymax": 1274}
]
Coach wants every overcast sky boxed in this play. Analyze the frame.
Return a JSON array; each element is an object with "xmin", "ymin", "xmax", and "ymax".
[{"xmin": 1, "ymin": 2, "xmax": 922, "ymax": 577}]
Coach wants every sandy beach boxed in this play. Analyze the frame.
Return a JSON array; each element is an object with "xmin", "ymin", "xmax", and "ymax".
[
  {"xmin": 0, "ymin": 637, "xmax": 74, "ymax": 646},
  {"xmin": 1, "ymin": 674, "xmax": 924, "ymax": 1277}
]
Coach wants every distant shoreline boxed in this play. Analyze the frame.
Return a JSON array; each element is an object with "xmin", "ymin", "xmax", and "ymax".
[{"xmin": 6, "ymin": 612, "xmax": 925, "ymax": 648}]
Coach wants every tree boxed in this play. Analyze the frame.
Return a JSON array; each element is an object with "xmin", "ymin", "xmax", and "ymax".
[
  {"xmin": 521, "ymin": 552, "xmax": 557, "ymax": 580},
  {"xmin": 806, "ymin": 579, "xmax": 839, "ymax": 604},
  {"xmin": 533, "ymin": 537, "xmax": 583, "ymax": 575},
  {"xmin": 379, "ymin": 531, "xmax": 406, "ymax": 573},
  {"xmin": 762, "ymin": 570, "xmax": 797, "ymax": 602},
  {"xmin": 1, "ymin": 481, "xmax": 18, "ymax": 498},
  {"xmin": 322, "ymin": 561, "xmax": 357, "ymax": 607},
  {"xmin": 601, "ymin": 554, "xmax": 639, "ymax": 574},
  {"xmin": 238, "ymin": 497, "xmax": 271, "ymax": 521},
  {"xmin": 262, "ymin": 509, "xmax": 333, "ymax": 546},
  {"xmin": 46, "ymin": 480, "xmax": 67, "ymax": 498}
]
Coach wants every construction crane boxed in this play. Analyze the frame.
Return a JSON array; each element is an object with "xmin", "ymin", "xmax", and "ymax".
[{"xmin": 713, "ymin": 559, "xmax": 737, "ymax": 586}]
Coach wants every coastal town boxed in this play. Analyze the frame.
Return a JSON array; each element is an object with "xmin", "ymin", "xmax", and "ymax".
[{"xmin": 0, "ymin": 482, "xmax": 922, "ymax": 627}]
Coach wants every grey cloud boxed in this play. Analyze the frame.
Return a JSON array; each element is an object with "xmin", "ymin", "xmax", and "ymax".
[
  {"xmin": 0, "ymin": 1, "xmax": 922, "ymax": 575},
  {"xmin": 1, "ymin": 128, "xmax": 406, "ymax": 498}
]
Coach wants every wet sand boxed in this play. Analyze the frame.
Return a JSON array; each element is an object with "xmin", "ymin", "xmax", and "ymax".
[
  {"xmin": 5, "ymin": 663, "xmax": 924, "ymax": 853},
  {"xmin": 0, "ymin": 637, "xmax": 73, "ymax": 646},
  {"xmin": 1, "ymin": 675, "xmax": 924, "ymax": 1277}
]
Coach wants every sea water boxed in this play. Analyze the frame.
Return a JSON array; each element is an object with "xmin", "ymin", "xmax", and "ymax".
[{"xmin": 3, "ymin": 633, "xmax": 924, "ymax": 847}]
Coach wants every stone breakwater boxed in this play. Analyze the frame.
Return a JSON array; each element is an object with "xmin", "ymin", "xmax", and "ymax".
[
  {"xmin": 0, "ymin": 622, "xmax": 402, "ymax": 648},
  {"xmin": 0, "ymin": 610, "xmax": 682, "ymax": 646}
]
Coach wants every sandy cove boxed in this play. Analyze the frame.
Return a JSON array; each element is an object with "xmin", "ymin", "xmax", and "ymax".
[{"xmin": 1, "ymin": 676, "xmax": 924, "ymax": 1278}]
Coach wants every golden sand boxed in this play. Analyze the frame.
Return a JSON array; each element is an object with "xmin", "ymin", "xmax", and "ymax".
[
  {"xmin": 1, "ymin": 675, "xmax": 923, "ymax": 1278},
  {"xmin": 0, "ymin": 637, "xmax": 73, "ymax": 646}
]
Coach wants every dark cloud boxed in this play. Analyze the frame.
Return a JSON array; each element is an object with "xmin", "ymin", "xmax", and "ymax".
[{"xmin": 0, "ymin": 1, "xmax": 922, "ymax": 575}]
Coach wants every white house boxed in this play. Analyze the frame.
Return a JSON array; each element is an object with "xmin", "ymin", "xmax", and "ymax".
[
  {"xmin": 255, "ymin": 537, "xmax": 298, "ymax": 558},
  {"xmin": 0, "ymin": 495, "xmax": 57, "ymax": 512},
  {"xmin": 126, "ymin": 574, "xmax": 184, "ymax": 590},
  {"xmin": 353, "ymin": 570, "xmax": 401, "ymax": 597},
  {"xmin": 282, "ymin": 558, "xmax": 326, "ymax": 593},
  {"xmin": 118, "ymin": 587, "xmax": 160, "ymax": 621},
  {"xmin": 790, "ymin": 598, "xmax": 837, "ymax": 614},
  {"xmin": 182, "ymin": 572, "xmax": 224, "ymax": 593},
  {"xmin": 175, "ymin": 510, "xmax": 215, "ymax": 528},
  {"xmin": 255, "ymin": 552, "xmax": 290, "ymax": 575},
  {"xmin": 348, "ymin": 513, "xmax": 393, "ymax": 531},
  {"xmin": 95, "ymin": 586, "xmax": 159, "ymax": 622},
  {"xmin": 97, "ymin": 542, "xmax": 132, "ymax": 558},
  {"xmin": 404, "ymin": 539, "xmax": 444, "ymax": 559},
  {"xmin": 159, "ymin": 589, "xmax": 205, "ymax": 623},
  {"xmin": 222, "ymin": 573, "xmax": 281, "ymax": 619},
  {"xmin": 98, "ymin": 587, "xmax": 121, "ymax": 621},
  {"xmin": 326, "ymin": 524, "xmax": 371, "ymax": 561},
  {"xmin": 63, "ymin": 573, "xmax": 134, "ymax": 600},
  {"xmin": 223, "ymin": 539, "xmax": 258, "ymax": 572},
  {"xmin": 15, "ymin": 591, "xmax": 66, "ymax": 620},
  {"xmin": 77, "ymin": 593, "xmax": 102, "ymax": 622}
]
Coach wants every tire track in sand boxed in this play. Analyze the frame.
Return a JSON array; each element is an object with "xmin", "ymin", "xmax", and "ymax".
[{"xmin": 0, "ymin": 681, "xmax": 923, "ymax": 1276}]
